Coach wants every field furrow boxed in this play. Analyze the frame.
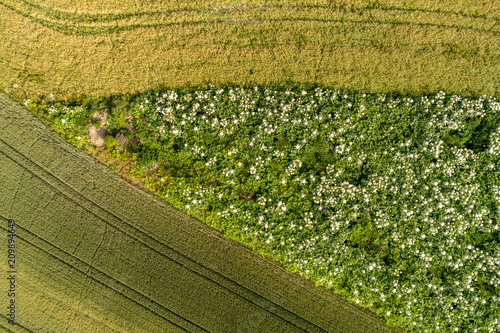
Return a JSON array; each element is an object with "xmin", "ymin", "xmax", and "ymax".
[
  {"xmin": 6, "ymin": 0, "xmax": 500, "ymax": 26},
  {"xmin": 0, "ymin": 315, "xmax": 32, "ymax": 333},
  {"xmin": 0, "ymin": 216, "xmax": 205, "ymax": 332},
  {"xmin": 18, "ymin": 0, "xmax": 500, "ymax": 19}
]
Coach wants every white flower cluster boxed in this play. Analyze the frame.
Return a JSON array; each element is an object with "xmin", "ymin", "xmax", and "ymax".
[
  {"xmin": 285, "ymin": 159, "xmax": 302, "ymax": 176},
  {"xmin": 488, "ymin": 127, "xmax": 500, "ymax": 156}
]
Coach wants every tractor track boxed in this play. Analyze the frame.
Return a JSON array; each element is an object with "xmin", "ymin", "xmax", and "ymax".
[{"xmin": 0, "ymin": 0, "xmax": 498, "ymax": 36}]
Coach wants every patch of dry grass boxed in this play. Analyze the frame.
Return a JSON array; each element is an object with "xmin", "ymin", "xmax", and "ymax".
[
  {"xmin": 0, "ymin": 0, "xmax": 498, "ymax": 100},
  {"xmin": 19, "ymin": 0, "xmax": 500, "ymax": 17}
]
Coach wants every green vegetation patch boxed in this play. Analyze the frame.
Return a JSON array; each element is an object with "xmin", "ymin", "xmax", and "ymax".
[{"xmin": 32, "ymin": 86, "xmax": 500, "ymax": 332}]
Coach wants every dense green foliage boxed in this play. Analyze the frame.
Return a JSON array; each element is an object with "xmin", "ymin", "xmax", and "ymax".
[{"xmin": 33, "ymin": 86, "xmax": 500, "ymax": 332}]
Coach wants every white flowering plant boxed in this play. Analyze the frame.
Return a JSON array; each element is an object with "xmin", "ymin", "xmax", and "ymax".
[
  {"xmin": 30, "ymin": 99, "xmax": 92, "ymax": 145},
  {"xmin": 35, "ymin": 87, "xmax": 500, "ymax": 333}
]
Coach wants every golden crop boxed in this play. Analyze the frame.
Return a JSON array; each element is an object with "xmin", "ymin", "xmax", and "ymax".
[{"xmin": 0, "ymin": 0, "xmax": 498, "ymax": 99}]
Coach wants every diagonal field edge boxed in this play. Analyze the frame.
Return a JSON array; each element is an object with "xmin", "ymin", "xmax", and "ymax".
[
  {"xmin": 7, "ymin": 0, "xmax": 500, "ymax": 23},
  {"xmin": 0, "ymin": 0, "xmax": 498, "ymax": 36},
  {"xmin": 0, "ymin": 214, "xmax": 202, "ymax": 333},
  {"xmin": 0, "ymin": 139, "xmax": 325, "ymax": 332}
]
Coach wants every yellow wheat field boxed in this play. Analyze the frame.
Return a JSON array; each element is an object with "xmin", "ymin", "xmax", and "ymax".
[{"xmin": 0, "ymin": 0, "xmax": 498, "ymax": 100}]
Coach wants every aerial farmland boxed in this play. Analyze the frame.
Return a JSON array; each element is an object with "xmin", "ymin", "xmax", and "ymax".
[{"xmin": 0, "ymin": 0, "xmax": 499, "ymax": 332}]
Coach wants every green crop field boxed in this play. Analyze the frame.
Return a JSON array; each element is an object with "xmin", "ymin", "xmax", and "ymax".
[
  {"xmin": 0, "ymin": 0, "xmax": 499, "ymax": 100},
  {"xmin": 0, "ymin": 94, "xmax": 404, "ymax": 332}
]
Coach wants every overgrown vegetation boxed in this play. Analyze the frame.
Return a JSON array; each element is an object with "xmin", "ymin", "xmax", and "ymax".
[{"xmin": 31, "ymin": 86, "xmax": 500, "ymax": 332}]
